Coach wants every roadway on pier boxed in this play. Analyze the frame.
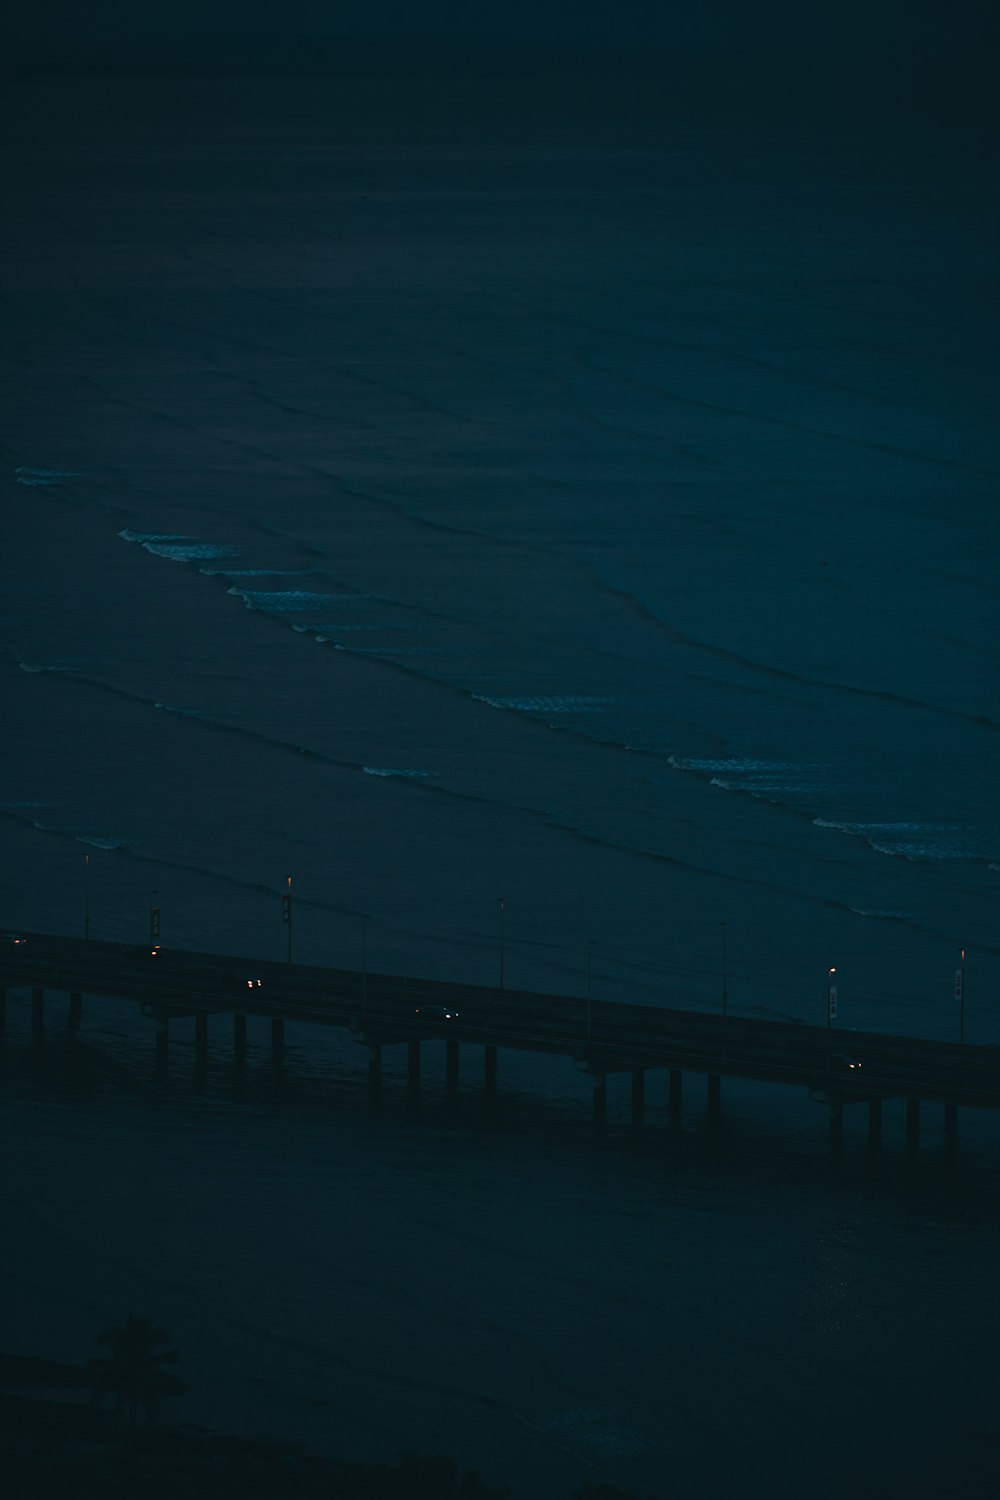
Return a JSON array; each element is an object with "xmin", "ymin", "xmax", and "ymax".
[{"xmin": 2, "ymin": 931, "xmax": 998, "ymax": 1110}]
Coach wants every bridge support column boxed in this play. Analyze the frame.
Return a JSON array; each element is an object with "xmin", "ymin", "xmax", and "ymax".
[
  {"xmin": 484, "ymin": 1044, "xmax": 497, "ymax": 1093},
  {"xmin": 906, "ymin": 1099, "xmax": 920, "ymax": 1151},
  {"xmin": 155, "ymin": 1017, "xmax": 169, "ymax": 1068},
  {"xmin": 234, "ymin": 1013, "xmax": 247, "ymax": 1057},
  {"xmin": 407, "ymin": 1038, "xmax": 421, "ymax": 1090},
  {"xmin": 446, "ymin": 1039, "xmax": 460, "ymax": 1095},
  {"xmin": 669, "ymin": 1069, "xmax": 683, "ymax": 1125},
  {"xmin": 829, "ymin": 1100, "xmax": 843, "ymax": 1153},
  {"xmin": 944, "ymin": 1103, "xmax": 958, "ymax": 1147},
  {"xmin": 707, "ymin": 1074, "xmax": 721, "ymax": 1121},
  {"xmin": 631, "ymin": 1068, "xmax": 645, "ymax": 1126},
  {"xmin": 271, "ymin": 1018, "xmax": 284, "ymax": 1054},
  {"xmin": 69, "ymin": 992, "xmax": 82, "ymax": 1028},
  {"xmin": 368, "ymin": 1044, "xmax": 382, "ymax": 1093},
  {"xmin": 32, "ymin": 987, "xmax": 45, "ymax": 1040},
  {"xmin": 195, "ymin": 1013, "xmax": 209, "ymax": 1058},
  {"xmin": 593, "ymin": 1073, "xmax": 607, "ymax": 1126},
  {"xmin": 868, "ymin": 1097, "xmax": 882, "ymax": 1150}
]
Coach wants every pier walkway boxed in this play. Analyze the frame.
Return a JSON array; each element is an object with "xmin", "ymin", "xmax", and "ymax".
[{"xmin": 2, "ymin": 931, "xmax": 997, "ymax": 1149}]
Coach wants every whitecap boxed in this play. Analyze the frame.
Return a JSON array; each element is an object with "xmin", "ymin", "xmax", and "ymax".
[
  {"xmin": 670, "ymin": 755, "xmax": 802, "ymax": 773},
  {"xmin": 143, "ymin": 542, "xmax": 237, "ymax": 561},
  {"xmin": 848, "ymin": 908, "xmax": 912, "ymax": 920},
  {"xmin": 474, "ymin": 694, "xmax": 609, "ymax": 713},
  {"xmin": 16, "ymin": 465, "xmax": 80, "ymax": 486},
  {"xmin": 227, "ymin": 588, "xmax": 359, "ymax": 611},
  {"xmin": 16, "ymin": 465, "xmax": 80, "ymax": 476},
  {"xmin": 119, "ymin": 530, "xmax": 189, "ymax": 542},
  {"xmin": 813, "ymin": 819, "xmax": 928, "ymax": 835},
  {"xmin": 362, "ymin": 767, "xmax": 434, "ymax": 779},
  {"xmin": 75, "ymin": 834, "xmax": 137, "ymax": 851}
]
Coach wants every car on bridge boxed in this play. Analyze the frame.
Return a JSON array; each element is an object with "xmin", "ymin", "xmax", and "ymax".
[
  {"xmin": 830, "ymin": 1054, "xmax": 862, "ymax": 1072},
  {"xmin": 234, "ymin": 974, "xmax": 265, "ymax": 992},
  {"xmin": 415, "ymin": 1004, "xmax": 458, "ymax": 1022},
  {"xmin": 122, "ymin": 943, "xmax": 162, "ymax": 960}
]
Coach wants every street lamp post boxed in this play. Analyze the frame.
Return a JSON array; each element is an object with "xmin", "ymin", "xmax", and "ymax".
[
  {"xmin": 362, "ymin": 914, "xmax": 370, "ymax": 1019},
  {"xmin": 721, "ymin": 921, "xmax": 728, "ymax": 1020},
  {"xmin": 283, "ymin": 875, "xmax": 293, "ymax": 964},
  {"xmin": 83, "ymin": 852, "xmax": 91, "ymax": 941},
  {"xmin": 827, "ymin": 966, "xmax": 837, "ymax": 1032},
  {"xmin": 498, "ymin": 896, "xmax": 505, "ymax": 990},
  {"xmin": 957, "ymin": 948, "xmax": 965, "ymax": 1044},
  {"xmin": 586, "ymin": 939, "xmax": 593, "ymax": 1043}
]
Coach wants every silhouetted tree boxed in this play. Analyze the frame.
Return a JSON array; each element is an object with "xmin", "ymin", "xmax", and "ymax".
[{"xmin": 88, "ymin": 1313, "xmax": 187, "ymax": 1426}]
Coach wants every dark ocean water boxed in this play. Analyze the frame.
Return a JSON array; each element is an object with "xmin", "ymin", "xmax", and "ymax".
[{"xmin": 1, "ymin": 72, "xmax": 998, "ymax": 1496}]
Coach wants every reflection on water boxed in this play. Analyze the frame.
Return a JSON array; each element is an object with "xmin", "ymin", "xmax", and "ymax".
[{"xmin": 2, "ymin": 1001, "xmax": 999, "ymax": 1498}]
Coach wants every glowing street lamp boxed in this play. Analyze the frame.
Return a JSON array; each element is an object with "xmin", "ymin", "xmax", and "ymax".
[{"xmin": 827, "ymin": 966, "xmax": 837, "ymax": 1031}]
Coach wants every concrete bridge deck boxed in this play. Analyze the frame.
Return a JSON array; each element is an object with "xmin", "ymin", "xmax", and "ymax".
[{"xmin": 3, "ymin": 930, "xmax": 997, "ymax": 1148}]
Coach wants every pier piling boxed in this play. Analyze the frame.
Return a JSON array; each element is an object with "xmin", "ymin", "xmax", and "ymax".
[
  {"xmin": 68, "ymin": 992, "xmax": 82, "ymax": 1028},
  {"xmin": 631, "ymin": 1067, "xmax": 645, "ymax": 1126},
  {"xmin": 234, "ymin": 1013, "xmax": 247, "ymax": 1056},
  {"xmin": 906, "ymin": 1099, "xmax": 921, "ymax": 1152},
  {"xmin": 155, "ymin": 1016, "xmax": 169, "ymax": 1068},
  {"xmin": 446, "ymin": 1038, "xmax": 460, "ymax": 1095},
  {"xmin": 593, "ymin": 1072, "xmax": 607, "ymax": 1125},
  {"xmin": 669, "ymin": 1068, "xmax": 683, "ymax": 1125},
  {"xmin": 829, "ymin": 1100, "xmax": 844, "ymax": 1153}
]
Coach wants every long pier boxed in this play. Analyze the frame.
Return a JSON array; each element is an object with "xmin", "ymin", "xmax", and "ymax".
[{"xmin": 2, "ymin": 931, "xmax": 997, "ymax": 1150}]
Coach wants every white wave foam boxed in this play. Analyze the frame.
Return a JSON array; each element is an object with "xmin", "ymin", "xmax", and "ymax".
[
  {"xmin": 17, "ymin": 465, "xmax": 80, "ymax": 476},
  {"xmin": 362, "ymin": 767, "xmax": 434, "ymax": 778},
  {"xmin": 119, "ymin": 530, "xmax": 188, "ymax": 542},
  {"xmin": 670, "ymin": 755, "xmax": 802, "ymax": 773},
  {"xmin": 144, "ymin": 542, "xmax": 237, "ymax": 561},
  {"xmin": 118, "ymin": 530, "xmax": 236, "ymax": 562},
  {"xmin": 474, "ymin": 694, "xmax": 609, "ymax": 713},
  {"xmin": 813, "ymin": 819, "xmax": 928, "ymax": 834},
  {"xmin": 813, "ymin": 817, "xmax": 969, "ymax": 861},
  {"xmin": 75, "ymin": 834, "xmax": 137, "ymax": 851},
  {"xmin": 201, "ymin": 569, "xmax": 314, "ymax": 578},
  {"xmin": 16, "ymin": 465, "xmax": 80, "ymax": 486},
  {"xmin": 228, "ymin": 588, "xmax": 359, "ymax": 611}
]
